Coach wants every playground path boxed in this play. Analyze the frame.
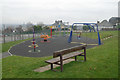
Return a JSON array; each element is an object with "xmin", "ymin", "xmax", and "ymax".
[
  {"xmin": 9, "ymin": 36, "xmax": 98, "ymax": 57},
  {"xmin": 34, "ymin": 59, "xmax": 75, "ymax": 72},
  {"xmin": 0, "ymin": 52, "xmax": 11, "ymax": 59}
]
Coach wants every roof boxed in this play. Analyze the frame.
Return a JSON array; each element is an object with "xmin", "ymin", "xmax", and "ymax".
[
  {"xmin": 98, "ymin": 20, "xmax": 112, "ymax": 27},
  {"xmin": 52, "ymin": 20, "xmax": 66, "ymax": 26},
  {"xmin": 109, "ymin": 17, "xmax": 120, "ymax": 25}
]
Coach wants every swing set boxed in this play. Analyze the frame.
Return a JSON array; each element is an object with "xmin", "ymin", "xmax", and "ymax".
[{"xmin": 68, "ymin": 23, "xmax": 101, "ymax": 45}]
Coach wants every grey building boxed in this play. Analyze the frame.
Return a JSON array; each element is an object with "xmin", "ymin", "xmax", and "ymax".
[
  {"xmin": 97, "ymin": 20, "xmax": 113, "ymax": 30},
  {"xmin": 109, "ymin": 17, "xmax": 120, "ymax": 26},
  {"xmin": 15, "ymin": 25, "xmax": 23, "ymax": 33},
  {"xmin": 52, "ymin": 20, "xmax": 68, "ymax": 29},
  {"xmin": 52, "ymin": 20, "xmax": 65, "ymax": 26}
]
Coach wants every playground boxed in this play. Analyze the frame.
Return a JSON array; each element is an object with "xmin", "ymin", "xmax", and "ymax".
[
  {"xmin": 1, "ymin": 22, "xmax": 118, "ymax": 78},
  {"xmin": 9, "ymin": 23, "xmax": 100, "ymax": 57},
  {"xmin": 2, "ymin": 30, "xmax": 118, "ymax": 78},
  {"xmin": 9, "ymin": 35, "xmax": 98, "ymax": 57}
]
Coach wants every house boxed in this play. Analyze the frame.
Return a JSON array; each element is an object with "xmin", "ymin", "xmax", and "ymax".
[
  {"xmin": 52, "ymin": 20, "xmax": 68, "ymax": 30},
  {"xmin": 3, "ymin": 27, "xmax": 14, "ymax": 34},
  {"xmin": 109, "ymin": 17, "xmax": 120, "ymax": 27},
  {"xmin": 97, "ymin": 20, "xmax": 113, "ymax": 30},
  {"xmin": 15, "ymin": 25, "xmax": 23, "ymax": 33}
]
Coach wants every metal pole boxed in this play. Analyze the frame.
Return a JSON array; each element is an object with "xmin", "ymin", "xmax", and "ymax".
[
  {"xmin": 11, "ymin": 34, "xmax": 12, "ymax": 41},
  {"xmin": 92, "ymin": 25, "xmax": 96, "ymax": 32},
  {"xmin": 68, "ymin": 24, "xmax": 73, "ymax": 43},
  {"xmin": 3, "ymin": 24, "xmax": 5, "ymax": 44},
  {"xmin": 64, "ymin": 23, "xmax": 65, "ymax": 36},
  {"xmin": 96, "ymin": 24, "xmax": 101, "ymax": 45},
  {"xmin": 51, "ymin": 27, "xmax": 52, "ymax": 38},
  {"xmin": 58, "ymin": 25, "xmax": 61, "ymax": 36},
  {"xmin": 67, "ymin": 22, "xmax": 69, "ymax": 36},
  {"xmin": 22, "ymin": 33, "xmax": 24, "ymax": 40},
  {"xmin": 56, "ymin": 26, "xmax": 58, "ymax": 36},
  {"xmin": 14, "ymin": 33, "xmax": 16, "ymax": 41},
  {"xmin": 33, "ymin": 26, "xmax": 36, "ymax": 52}
]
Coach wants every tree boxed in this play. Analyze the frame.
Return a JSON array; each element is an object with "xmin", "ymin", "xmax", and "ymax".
[
  {"xmin": 43, "ymin": 26, "xmax": 50, "ymax": 30},
  {"xmin": 15, "ymin": 25, "xmax": 23, "ymax": 33},
  {"xmin": 71, "ymin": 26, "xmax": 77, "ymax": 30},
  {"xmin": 83, "ymin": 25, "xmax": 89, "ymax": 30},
  {"xmin": 33, "ymin": 25, "xmax": 42, "ymax": 32},
  {"xmin": 83, "ymin": 25, "xmax": 93, "ymax": 30},
  {"xmin": 26, "ymin": 26, "xmax": 33, "ymax": 33},
  {"xmin": 3, "ymin": 27, "xmax": 14, "ymax": 34}
]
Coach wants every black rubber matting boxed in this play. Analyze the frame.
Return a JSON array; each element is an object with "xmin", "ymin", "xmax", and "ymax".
[{"xmin": 9, "ymin": 36, "xmax": 98, "ymax": 57}]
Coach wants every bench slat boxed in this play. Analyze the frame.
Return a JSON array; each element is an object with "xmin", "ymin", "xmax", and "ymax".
[
  {"xmin": 45, "ymin": 51, "xmax": 83, "ymax": 64},
  {"xmin": 53, "ymin": 44, "xmax": 87, "ymax": 58}
]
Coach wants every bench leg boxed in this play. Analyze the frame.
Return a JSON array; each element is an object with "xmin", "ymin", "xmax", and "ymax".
[
  {"xmin": 75, "ymin": 56, "xmax": 77, "ymax": 61},
  {"xmin": 51, "ymin": 63, "xmax": 53, "ymax": 70},
  {"xmin": 60, "ymin": 55, "xmax": 63, "ymax": 72},
  {"xmin": 84, "ymin": 47, "xmax": 86, "ymax": 61},
  {"xmin": 60, "ymin": 63, "xmax": 63, "ymax": 72}
]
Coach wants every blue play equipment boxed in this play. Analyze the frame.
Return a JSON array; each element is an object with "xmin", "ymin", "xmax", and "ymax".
[
  {"xmin": 68, "ymin": 23, "xmax": 101, "ymax": 45},
  {"xmin": 58, "ymin": 25, "xmax": 66, "ymax": 36},
  {"xmin": 83, "ymin": 24, "xmax": 96, "ymax": 32},
  {"xmin": 91, "ymin": 25, "xmax": 96, "ymax": 32},
  {"xmin": 58, "ymin": 25, "xmax": 61, "ymax": 28},
  {"xmin": 58, "ymin": 25, "xmax": 61, "ymax": 36}
]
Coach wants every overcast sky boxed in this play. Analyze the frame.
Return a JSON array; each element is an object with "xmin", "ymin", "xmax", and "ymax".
[{"xmin": 0, "ymin": 0, "xmax": 119, "ymax": 25}]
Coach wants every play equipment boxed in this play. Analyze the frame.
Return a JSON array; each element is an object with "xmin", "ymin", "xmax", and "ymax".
[
  {"xmin": 53, "ymin": 24, "xmax": 69, "ymax": 37},
  {"xmin": 76, "ymin": 31, "xmax": 82, "ymax": 39},
  {"xmin": 68, "ymin": 23, "xmax": 101, "ymax": 45},
  {"xmin": 52, "ymin": 25, "xmax": 61, "ymax": 37},
  {"xmin": 33, "ymin": 27, "xmax": 36, "ymax": 51},
  {"xmin": 50, "ymin": 26, "xmax": 52, "ymax": 38},
  {"xmin": 91, "ymin": 25, "xmax": 96, "ymax": 32},
  {"xmin": 28, "ymin": 27, "xmax": 40, "ymax": 53},
  {"xmin": 40, "ymin": 34, "xmax": 51, "ymax": 42},
  {"xmin": 39, "ymin": 26, "xmax": 53, "ymax": 42},
  {"xmin": 58, "ymin": 25, "xmax": 61, "ymax": 36},
  {"xmin": 83, "ymin": 24, "xmax": 96, "ymax": 32}
]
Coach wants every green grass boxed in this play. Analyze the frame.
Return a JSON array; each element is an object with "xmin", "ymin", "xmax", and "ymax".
[
  {"xmin": 0, "ymin": 58, "xmax": 2, "ymax": 80},
  {"xmin": 0, "ymin": 42, "xmax": 1, "ymax": 52},
  {"xmin": 2, "ymin": 31, "xmax": 118, "ymax": 78},
  {"xmin": 46, "ymin": 30, "xmax": 118, "ymax": 40},
  {"xmin": 0, "ymin": 38, "xmax": 33, "ymax": 79},
  {"xmin": 1, "ymin": 38, "xmax": 32, "ymax": 53},
  {"xmin": 78, "ymin": 31, "xmax": 118, "ymax": 39}
]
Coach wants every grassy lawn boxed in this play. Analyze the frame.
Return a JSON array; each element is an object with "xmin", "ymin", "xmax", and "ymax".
[
  {"xmin": 0, "ymin": 58, "xmax": 1, "ymax": 80},
  {"xmin": 81, "ymin": 31, "xmax": 118, "ymax": 39},
  {"xmin": 1, "ymin": 31, "xmax": 118, "ymax": 78},
  {"xmin": 1, "ymin": 38, "xmax": 33, "ymax": 53},
  {"xmin": 52, "ymin": 30, "xmax": 118, "ymax": 40},
  {"xmin": 0, "ymin": 38, "xmax": 33, "ymax": 79}
]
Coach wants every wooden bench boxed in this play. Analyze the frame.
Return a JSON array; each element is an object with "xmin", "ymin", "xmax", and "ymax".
[{"xmin": 45, "ymin": 44, "xmax": 87, "ymax": 72}]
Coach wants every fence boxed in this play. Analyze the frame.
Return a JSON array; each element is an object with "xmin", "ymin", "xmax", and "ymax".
[{"xmin": 1, "ymin": 28, "xmax": 52, "ymax": 43}]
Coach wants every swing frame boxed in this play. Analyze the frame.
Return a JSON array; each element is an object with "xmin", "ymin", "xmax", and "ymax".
[{"xmin": 68, "ymin": 23, "xmax": 101, "ymax": 45}]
